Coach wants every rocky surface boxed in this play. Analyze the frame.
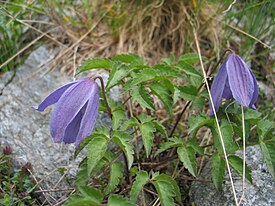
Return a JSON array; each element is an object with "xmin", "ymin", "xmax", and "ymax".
[
  {"xmin": 0, "ymin": 46, "xmax": 113, "ymax": 204},
  {"xmin": 189, "ymin": 145, "xmax": 275, "ymax": 206}
]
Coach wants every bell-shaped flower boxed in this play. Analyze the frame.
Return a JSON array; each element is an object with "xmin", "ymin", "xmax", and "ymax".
[
  {"xmin": 209, "ymin": 53, "xmax": 258, "ymax": 115},
  {"xmin": 33, "ymin": 78, "xmax": 99, "ymax": 147}
]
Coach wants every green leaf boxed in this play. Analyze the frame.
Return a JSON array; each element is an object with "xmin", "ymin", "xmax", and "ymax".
[
  {"xmin": 77, "ymin": 58, "xmax": 111, "ymax": 74},
  {"xmin": 107, "ymin": 63, "xmax": 130, "ymax": 89},
  {"xmin": 211, "ymin": 152, "xmax": 225, "ymax": 191},
  {"xmin": 257, "ymin": 119, "xmax": 274, "ymax": 141},
  {"xmin": 153, "ymin": 120, "xmax": 168, "ymax": 137},
  {"xmin": 111, "ymin": 53, "xmax": 144, "ymax": 65},
  {"xmin": 123, "ymin": 69, "xmax": 158, "ymax": 92},
  {"xmin": 120, "ymin": 117, "xmax": 140, "ymax": 131},
  {"xmin": 104, "ymin": 162, "xmax": 124, "ymax": 195},
  {"xmin": 176, "ymin": 61, "xmax": 201, "ymax": 77},
  {"xmin": 187, "ymin": 139, "xmax": 204, "ymax": 155},
  {"xmin": 107, "ymin": 195, "xmax": 135, "ymax": 206},
  {"xmin": 131, "ymin": 85, "xmax": 155, "ymax": 110},
  {"xmin": 109, "ymin": 101, "xmax": 125, "ymax": 130},
  {"xmin": 152, "ymin": 177, "xmax": 176, "ymax": 206},
  {"xmin": 244, "ymin": 109, "xmax": 262, "ymax": 120},
  {"xmin": 161, "ymin": 53, "xmax": 175, "ymax": 65},
  {"xmin": 177, "ymin": 146, "xmax": 197, "ymax": 177},
  {"xmin": 112, "ymin": 131, "xmax": 134, "ymax": 169},
  {"xmin": 130, "ymin": 171, "xmax": 149, "ymax": 202},
  {"xmin": 228, "ymin": 155, "xmax": 252, "ymax": 183},
  {"xmin": 153, "ymin": 64, "xmax": 182, "ymax": 78},
  {"xmin": 155, "ymin": 141, "xmax": 183, "ymax": 157},
  {"xmin": 177, "ymin": 85, "xmax": 198, "ymax": 101},
  {"xmin": 140, "ymin": 121, "xmax": 156, "ymax": 158},
  {"xmin": 87, "ymin": 136, "xmax": 108, "ymax": 175},
  {"xmin": 154, "ymin": 174, "xmax": 181, "ymax": 203},
  {"xmin": 75, "ymin": 160, "xmax": 89, "ymax": 188},
  {"xmin": 260, "ymin": 142, "xmax": 275, "ymax": 178},
  {"xmin": 212, "ymin": 120, "xmax": 239, "ymax": 154},
  {"xmin": 188, "ymin": 114, "xmax": 214, "ymax": 136},
  {"xmin": 64, "ymin": 187, "xmax": 103, "ymax": 206},
  {"xmin": 178, "ymin": 53, "xmax": 201, "ymax": 64},
  {"xmin": 149, "ymin": 82, "xmax": 173, "ymax": 113},
  {"xmin": 75, "ymin": 127, "xmax": 110, "ymax": 158}
]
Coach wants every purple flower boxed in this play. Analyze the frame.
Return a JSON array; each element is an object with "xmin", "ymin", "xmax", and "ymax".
[
  {"xmin": 209, "ymin": 53, "xmax": 258, "ymax": 115},
  {"xmin": 34, "ymin": 78, "xmax": 99, "ymax": 147}
]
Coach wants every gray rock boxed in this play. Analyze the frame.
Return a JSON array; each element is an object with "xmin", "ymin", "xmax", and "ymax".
[
  {"xmin": 0, "ymin": 46, "xmax": 114, "ymax": 204},
  {"xmin": 189, "ymin": 145, "xmax": 275, "ymax": 206}
]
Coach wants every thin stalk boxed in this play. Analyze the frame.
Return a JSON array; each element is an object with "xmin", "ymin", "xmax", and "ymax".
[
  {"xmin": 93, "ymin": 76, "xmax": 112, "ymax": 118},
  {"xmin": 238, "ymin": 106, "xmax": 246, "ymax": 205},
  {"xmin": 192, "ymin": 27, "xmax": 239, "ymax": 206}
]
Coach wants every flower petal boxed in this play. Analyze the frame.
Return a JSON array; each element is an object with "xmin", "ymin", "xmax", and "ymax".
[
  {"xmin": 248, "ymin": 69, "xmax": 258, "ymax": 109},
  {"xmin": 75, "ymin": 84, "xmax": 99, "ymax": 147},
  {"xmin": 63, "ymin": 102, "xmax": 88, "ymax": 144},
  {"xmin": 50, "ymin": 78, "xmax": 96, "ymax": 143},
  {"xmin": 226, "ymin": 54, "xmax": 255, "ymax": 107},
  {"xmin": 222, "ymin": 80, "xmax": 232, "ymax": 99},
  {"xmin": 33, "ymin": 81, "xmax": 77, "ymax": 111},
  {"xmin": 209, "ymin": 61, "xmax": 228, "ymax": 115}
]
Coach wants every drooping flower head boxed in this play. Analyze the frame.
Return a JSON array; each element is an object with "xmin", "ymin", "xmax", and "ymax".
[
  {"xmin": 209, "ymin": 53, "xmax": 258, "ymax": 115},
  {"xmin": 33, "ymin": 78, "xmax": 99, "ymax": 147}
]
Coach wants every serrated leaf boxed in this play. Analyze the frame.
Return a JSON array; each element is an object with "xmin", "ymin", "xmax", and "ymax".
[
  {"xmin": 107, "ymin": 195, "xmax": 135, "ymax": 206},
  {"xmin": 228, "ymin": 155, "xmax": 252, "ymax": 183},
  {"xmin": 64, "ymin": 187, "xmax": 103, "ymax": 206},
  {"xmin": 153, "ymin": 64, "xmax": 182, "ymax": 78},
  {"xmin": 111, "ymin": 53, "xmax": 144, "ymax": 65},
  {"xmin": 155, "ymin": 174, "xmax": 181, "ymax": 203},
  {"xmin": 176, "ymin": 61, "xmax": 201, "ymax": 77},
  {"xmin": 257, "ymin": 119, "xmax": 274, "ymax": 141},
  {"xmin": 155, "ymin": 141, "xmax": 183, "ymax": 157},
  {"xmin": 109, "ymin": 100, "xmax": 125, "ymax": 130},
  {"xmin": 260, "ymin": 142, "xmax": 275, "ymax": 178},
  {"xmin": 104, "ymin": 162, "xmax": 124, "ymax": 195},
  {"xmin": 120, "ymin": 117, "xmax": 140, "ymax": 131},
  {"xmin": 178, "ymin": 53, "xmax": 201, "ymax": 64},
  {"xmin": 138, "ymin": 114, "xmax": 154, "ymax": 123},
  {"xmin": 107, "ymin": 63, "xmax": 131, "ymax": 89},
  {"xmin": 140, "ymin": 121, "xmax": 156, "ymax": 158},
  {"xmin": 244, "ymin": 109, "xmax": 262, "ymax": 120},
  {"xmin": 123, "ymin": 69, "xmax": 158, "ymax": 92},
  {"xmin": 153, "ymin": 120, "xmax": 168, "ymax": 137},
  {"xmin": 87, "ymin": 136, "xmax": 108, "ymax": 175},
  {"xmin": 188, "ymin": 114, "xmax": 214, "ymax": 136},
  {"xmin": 177, "ymin": 146, "xmax": 197, "ymax": 177},
  {"xmin": 211, "ymin": 152, "xmax": 225, "ymax": 191},
  {"xmin": 152, "ymin": 179, "xmax": 176, "ymax": 206},
  {"xmin": 75, "ymin": 127, "xmax": 109, "ymax": 158},
  {"xmin": 131, "ymin": 85, "xmax": 155, "ymax": 110},
  {"xmin": 187, "ymin": 139, "xmax": 204, "ymax": 155},
  {"xmin": 161, "ymin": 53, "xmax": 175, "ymax": 65},
  {"xmin": 130, "ymin": 171, "xmax": 149, "ymax": 202},
  {"xmin": 212, "ymin": 120, "xmax": 239, "ymax": 154},
  {"xmin": 112, "ymin": 132, "xmax": 134, "ymax": 169},
  {"xmin": 177, "ymin": 85, "xmax": 198, "ymax": 101},
  {"xmin": 75, "ymin": 159, "xmax": 89, "ymax": 188},
  {"xmin": 149, "ymin": 82, "xmax": 173, "ymax": 113},
  {"xmin": 77, "ymin": 58, "xmax": 111, "ymax": 74}
]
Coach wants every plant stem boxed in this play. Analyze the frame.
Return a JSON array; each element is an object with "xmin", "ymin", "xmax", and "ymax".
[
  {"xmin": 192, "ymin": 26, "xmax": 239, "ymax": 206},
  {"xmin": 238, "ymin": 106, "xmax": 246, "ymax": 205},
  {"xmin": 210, "ymin": 48, "xmax": 234, "ymax": 75},
  {"xmin": 93, "ymin": 76, "xmax": 112, "ymax": 118}
]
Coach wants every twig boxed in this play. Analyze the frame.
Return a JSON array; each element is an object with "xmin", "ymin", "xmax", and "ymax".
[
  {"xmin": 35, "ymin": 188, "xmax": 75, "ymax": 193},
  {"xmin": 93, "ymin": 76, "xmax": 112, "ymax": 118}
]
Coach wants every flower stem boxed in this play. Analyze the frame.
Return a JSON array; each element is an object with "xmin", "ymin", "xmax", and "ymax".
[
  {"xmin": 238, "ymin": 106, "xmax": 246, "ymax": 205},
  {"xmin": 93, "ymin": 76, "xmax": 112, "ymax": 118},
  {"xmin": 210, "ymin": 48, "xmax": 234, "ymax": 75},
  {"xmin": 192, "ymin": 27, "xmax": 239, "ymax": 206}
]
